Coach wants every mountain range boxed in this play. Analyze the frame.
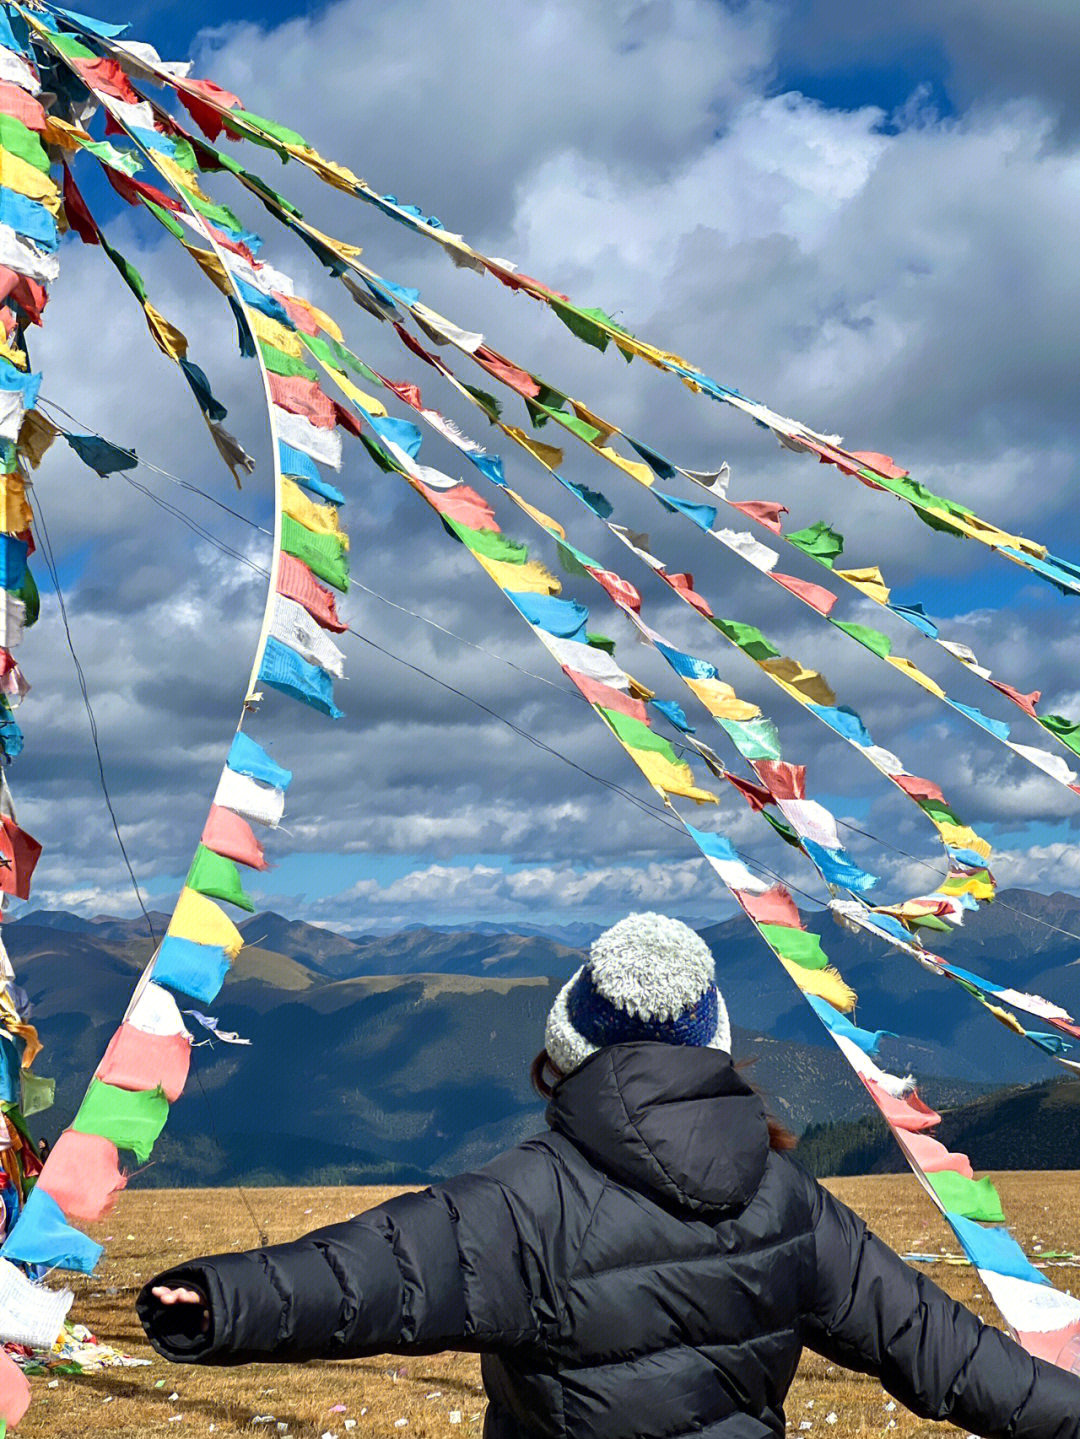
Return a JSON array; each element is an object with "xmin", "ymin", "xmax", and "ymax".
[{"xmin": 6, "ymin": 887, "xmax": 1080, "ymax": 1184}]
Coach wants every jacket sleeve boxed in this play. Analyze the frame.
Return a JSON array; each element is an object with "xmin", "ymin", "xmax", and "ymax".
[
  {"xmin": 136, "ymin": 1173, "xmax": 544, "ymax": 1366},
  {"xmin": 800, "ymin": 1173, "xmax": 1080, "ymax": 1439}
]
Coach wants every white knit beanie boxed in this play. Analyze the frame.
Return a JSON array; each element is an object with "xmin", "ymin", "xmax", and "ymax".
[{"xmin": 545, "ymin": 912, "xmax": 731, "ymax": 1076}]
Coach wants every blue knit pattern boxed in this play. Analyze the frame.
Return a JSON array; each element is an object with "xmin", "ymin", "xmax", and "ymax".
[{"xmin": 566, "ymin": 967, "xmax": 719, "ymax": 1049}]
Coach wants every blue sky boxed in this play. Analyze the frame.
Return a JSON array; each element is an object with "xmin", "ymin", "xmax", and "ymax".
[{"xmin": 14, "ymin": 0, "xmax": 1080, "ymax": 932}]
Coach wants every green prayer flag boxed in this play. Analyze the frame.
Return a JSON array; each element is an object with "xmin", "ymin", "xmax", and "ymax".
[
  {"xmin": 359, "ymin": 432, "xmax": 396, "ymax": 474},
  {"xmin": 925, "ymin": 1170, "xmax": 1006, "ymax": 1223},
  {"xmin": 14, "ymin": 567, "xmax": 38, "ymax": 627},
  {"xmin": 233, "ymin": 110, "xmax": 308, "ymax": 149},
  {"xmin": 20, "ymin": 1070, "xmax": 54, "ymax": 1117},
  {"xmin": 0, "ymin": 117, "xmax": 50, "ymax": 173},
  {"xmin": 280, "ymin": 513, "xmax": 349, "ymax": 591},
  {"xmin": 1039, "ymin": 713, "xmax": 1080, "ymax": 757},
  {"xmin": 550, "ymin": 299, "xmax": 611, "ymax": 352},
  {"xmin": 258, "ymin": 342, "xmax": 318, "ymax": 382},
  {"xmin": 72, "ymin": 1079, "xmax": 169, "ymax": 1163},
  {"xmin": 762, "ymin": 810, "xmax": 802, "ymax": 848},
  {"xmin": 911, "ymin": 504, "xmax": 965, "ymax": 537},
  {"xmin": 187, "ymin": 844, "xmax": 256, "ymax": 912},
  {"xmin": 462, "ymin": 383, "xmax": 502, "ymax": 420},
  {"xmin": 101, "ymin": 238, "xmax": 147, "ymax": 302},
  {"xmin": 831, "ymin": 621, "xmax": 892, "ymax": 658},
  {"xmin": 917, "ymin": 797, "xmax": 962, "ymax": 826},
  {"xmin": 758, "ymin": 924, "xmax": 829, "ymax": 970},
  {"xmin": 48, "ymin": 32, "xmax": 96, "ymax": 58},
  {"xmin": 81, "ymin": 139, "xmax": 141, "ymax": 177},
  {"xmin": 586, "ymin": 633, "xmax": 615, "ymax": 654},
  {"xmin": 143, "ymin": 197, "xmax": 186, "ymax": 242},
  {"xmin": 546, "ymin": 408, "xmax": 603, "ymax": 444},
  {"xmin": 712, "ymin": 618, "xmax": 780, "ymax": 661},
  {"xmin": 599, "ymin": 708, "xmax": 680, "ymax": 764},
  {"xmin": 446, "ymin": 519, "xmax": 529, "ymax": 565},
  {"xmin": 786, "ymin": 521, "xmax": 844, "ymax": 568},
  {"xmin": 719, "ymin": 718, "xmax": 782, "ymax": 761},
  {"xmin": 185, "ymin": 189, "xmax": 247, "ymax": 235}
]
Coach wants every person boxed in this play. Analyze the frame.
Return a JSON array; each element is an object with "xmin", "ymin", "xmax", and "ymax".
[{"xmin": 137, "ymin": 913, "xmax": 1080, "ymax": 1439}]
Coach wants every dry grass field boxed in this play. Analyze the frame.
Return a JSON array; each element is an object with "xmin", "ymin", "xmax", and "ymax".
[{"xmin": 15, "ymin": 1173, "xmax": 1080, "ymax": 1438}]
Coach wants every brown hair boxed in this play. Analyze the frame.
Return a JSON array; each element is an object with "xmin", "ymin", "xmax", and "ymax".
[{"xmin": 529, "ymin": 1047, "xmax": 797, "ymax": 1152}]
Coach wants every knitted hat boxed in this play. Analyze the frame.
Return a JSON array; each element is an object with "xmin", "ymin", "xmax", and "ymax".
[{"xmin": 545, "ymin": 912, "xmax": 730, "ymax": 1076}]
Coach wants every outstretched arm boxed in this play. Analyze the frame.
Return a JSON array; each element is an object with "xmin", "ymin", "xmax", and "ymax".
[
  {"xmin": 801, "ymin": 1174, "xmax": 1080, "ymax": 1439},
  {"xmin": 137, "ymin": 1177, "xmax": 541, "ymax": 1366}
]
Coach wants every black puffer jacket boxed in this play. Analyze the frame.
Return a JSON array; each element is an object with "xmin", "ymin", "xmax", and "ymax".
[{"xmin": 138, "ymin": 1043, "xmax": 1080, "ymax": 1439}]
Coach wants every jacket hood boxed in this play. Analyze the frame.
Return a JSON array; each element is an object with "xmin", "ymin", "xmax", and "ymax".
[{"xmin": 546, "ymin": 1041, "xmax": 770, "ymax": 1216}]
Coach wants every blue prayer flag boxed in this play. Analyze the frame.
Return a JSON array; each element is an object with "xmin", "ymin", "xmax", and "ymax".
[
  {"xmin": 227, "ymin": 732, "xmax": 292, "ymax": 789},
  {"xmin": 1, "ymin": 1187, "xmax": 103, "ymax": 1274},
  {"xmin": 258, "ymin": 636, "xmax": 343, "ymax": 718},
  {"xmin": 153, "ymin": 935, "xmax": 231, "ymax": 1005}
]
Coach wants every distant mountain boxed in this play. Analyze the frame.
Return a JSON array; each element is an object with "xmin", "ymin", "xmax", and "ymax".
[{"xmin": 4, "ymin": 889, "xmax": 1080, "ymax": 1185}]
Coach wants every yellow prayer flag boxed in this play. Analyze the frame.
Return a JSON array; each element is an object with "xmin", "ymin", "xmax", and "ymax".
[
  {"xmin": 143, "ymin": 301, "xmax": 188, "ymax": 362},
  {"xmin": 986, "ymin": 1001, "xmax": 1027, "ymax": 1036},
  {"xmin": 885, "ymin": 654, "xmax": 946, "ymax": 698},
  {"xmin": 940, "ymin": 871, "xmax": 995, "ymax": 901},
  {"xmin": 950, "ymin": 511, "xmax": 1046, "ymax": 557},
  {"xmin": 505, "ymin": 488, "xmax": 565, "ymax": 539},
  {"xmin": 936, "ymin": 822, "xmax": 993, "ymax": 860},
  {"xmin": 473, "ymin": 552, "xmax": 560, "ymax": 595},
  {"xmin": 627, "ymin": 747, "xmax": 717, "ymax": 804},
  {"xmin": 625, "ymin": 673, "xmax": 656, "ymax": 702},
  {"xmin": 683, "ymin": 676, "xmax": 761, "ymax": 722},
  {"xmin": 168, "ymin": 887, "xmax": 244, "ymax": 957},
  {"xmin": 315, "ymin": 361, "xmax": 387, "ymax": 417},
  {"xmin": 281, "ymin": 476, "xmax": 347, "ymax": 545},
  {"xmin": 0, "ymin": 989, "xmax": 41, "ymax": 1067},
  {"xmin": 251, "ymin": 310, "xmax": 304, "ymax": 358},
  {"xmin": 0, "ymin": 336, "xmax": 26, "ymax": 370},
  {"xmin": 41, "ymin": 116, "xmax": 91, "ymax": 150},
  {"xmin": 0, "ymin": 476, "xmax": 33, "ymax": 533},
  {"xmin": 836, "ymin": 566, "xmax": 891, "ymax": 605},
  {"xmin": 759, "ymin": 657, "xmax": 836, "ymax": 708},
  {"xmin": 0, "ymin": 148, "xmax": 59, "ymax": 211},
  {"xmin": 304, "ymin": 222, "xmax": 363, "ymax": 262},
  {"xmin": 17, "ymin": 410, "xmax": 59, "ymax": 469},
  {"xmin": 503, "ymin": 425, "xmax": 564, "ymax": 471},
  {"xmin": 288, "ymin": 145, "xmax": 362, "ymax": 194},
  {"xmin": 184, "ymin": 242, "xmax": 232, "ymax": 295},
  {"xmin": 148, "ymin": 152, "xmax": 203, "ymax": 199},
  {"xmin": 776, "ymin": 958, "xmax": 857, "ymax": 1012},
  {"xmin": 596, "ymin": 445, "xmax": 654, "ymax": 487}
]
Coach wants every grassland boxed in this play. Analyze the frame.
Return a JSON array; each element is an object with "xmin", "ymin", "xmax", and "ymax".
[{"xmin": 17, "ymin": 1173, "xmax": 1080, "ymax": 1438}]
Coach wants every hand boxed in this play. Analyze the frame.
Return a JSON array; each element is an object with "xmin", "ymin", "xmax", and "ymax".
[{"xmin": 151, "ymin": 1285, "xmax": 210, "ymax": 1333}]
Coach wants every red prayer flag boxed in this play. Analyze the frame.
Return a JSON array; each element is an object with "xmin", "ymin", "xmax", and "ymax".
[
  {"xmin": 753, "ymin": 760, "xmax": 806, "ymax": 800},
  {"xmin": 104, "ymin": 167, "xmax": 182, "ymax": 213},
  {"xmin": 665, "ymin": 572, "xmax": 713, "ymax": 618},
  {"xmin": 421, "ymin": 484, "xmax": 496, "ymax": 531},
  {"xmin": 274, "ymin": 293, "xmax": 320, "ymax": 335},
  {"xmin": 0, "ymin": 816, "xmax": 41, "ymax": 900},
  {"xmin": 62, "ymin": 165, "xmax": 100, "ymax": 246},
  {"xmin": 473, "ymin": 345, "xmax": 541, "ymax": 399},
  {"xmin": 96, "ymin": 1022, "xmax": 191, "ymax": 1104},
  {"xmin": 383, "ymin": 378, "xmax": 424, "ymax": 410},
  {"xmin": 331, "ymin": 400, "xmax": 364, "ymax": 438},
  {"xmin": 0, "ymin": 268, "xmax": 47, "ymax": 324},
  {"xmin": 277, "ymin": 553, "xmax": 347, "ymax": 631},
  {"xmin": 563, "ymin": 670, "xmax": 647, "ymax": 723},
  {"xmin": 394, "ymin": 323, "xmax": 441, "ymax": 369},
  {"xmin": 734, "ymin": 884, "xmax": 803, "ymax": 928},
  {"xmin": 893, "ymin": 773, "xmax": 946, "ymax": 802},
  {"xmin": 851, "ymin": 451, "xmax": 909, "ymax": 480},
  {"xmin": 725, "ymin": 773, "xmax": 773, "ymax": 811},
  {"xmin": 1014, "ymin": 1320, "xmax": 1080, "ymax": 1373},
  {"xmin": 202, "ymin": 803, "xmax": 268, "ymax": 870},
  {"xmin": 899, "ymin": 1129, "xmax": 973, "ymax": 1178},
  {"xmin": 0, "ymin": 1348, "xmax": 30, "ymax": 1427},
  {"xmin": 988, "ymin": 679, "xmax": 1040, "ymax": 716},
  {"xmin": 770, "ymin": 571, "xmax": 838, "ymax": 616},
  {"xmin": 586, "ymin": 566, "xmax": 641, "ymax": 612},
  {"xmin": 37, "ymin": 1130, "xmax": 127, "ymax": 1222},
  {"xmin": 0, "ymin": 79, "xmax": 46, "ymax": 130},
  {"xmin": 71, "ymin": 56, "xmax": 140, "ymax": 104},
  {"xmin": 861, "ymin": 1075, "xmax": 940, "ymax": 1131},
  {"xmin": 727, "ymin": 500, "xmax": 788, "ymax": 533},
  {"xmin": 267, "ymin": 373, "xmax": 337, "ymax": 429}
]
